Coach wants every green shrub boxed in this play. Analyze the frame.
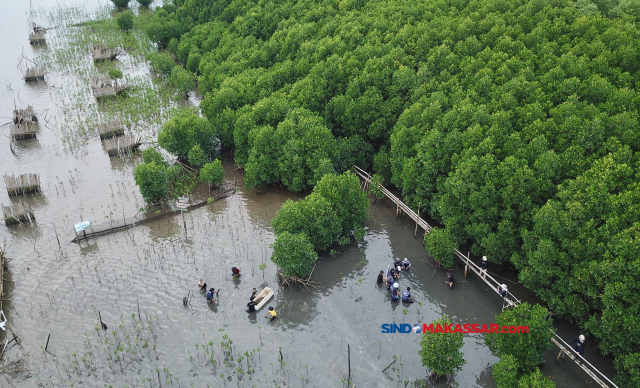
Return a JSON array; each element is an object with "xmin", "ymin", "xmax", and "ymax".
[
  {"xmin": 108, "ymin": 69, "xmax": 123, "ymax": 79},
  {"xmin": 137, "ymin": 0, "xmax": 152, "ymax": 7},
  {"xmin": 485, "ymin": 303, "xmax": 554, "ymax": 373},
  {"xmin": 186, "ymin": 49, "xmax": 202, "ymax": 74},
  {"xmin": 270, "ymin": 232, "xmax": 318, "ymax": 278},
  {"xmin": 369, "ymin": 173, "xmax": 385, "ymax": 200},
  {"xmin": 187, "ymin": 144, "xmax": 207, "ymax": 167},
  {"xmin": 272, "ymin": 194, "xmax": 341, "ymax": 252},
  {"xmin": 167, "ymin": 38, "xmax": 178, "ymax": 55},
  {"xmin": 199, "ymin": 159, "xmax": 225, "ymax": 189},
  {"xmin": 142, "ymin": 148, "xmax": 166, "ymax": 165},
  {"xmin": 116, "ymin": 10, "xmax": 134, "ymax": 31},
  {"xmin": 419, "ymin": 316, "xmax": 465, "ymax": 379},
  {"xmin": 312, "ymin": 171, "xmax": 369, "ymax": 243},
  {"xmin": 170, "ymin": 66, "xmax": 194, "ymax": 95},
  {"xmin": 493, "ymin": 354, "xmax": 518, "ymax": 388},
  {"xmin": 615, "ymin": 353, "xmax": 640, "ymax": 388},
  {"xmin": 424, "ymin": 227, "xmax": 456, "ymax": 268},
  {"xmin": 133, "ymin": 162, "xmax": 167, "ymax": 204},
  {"xmin": 146, "ymin": 52, "xmax": 176, "ymax": 75},
  {"xmin": 158, "ymin": 110, "xmax": 218, "ymax": 160},
  {"xmin": 111, "ymin": 0, "xmax": 130, "ymax": 8},
  {"xmin": 518, "ymin": 369, "xmax": 555, "ymax": 388}
]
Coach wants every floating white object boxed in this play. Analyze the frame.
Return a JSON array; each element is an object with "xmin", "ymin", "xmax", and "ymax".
[{"xmin": 0, "ymin": 310, "xmax": 6, "ymax": 331}]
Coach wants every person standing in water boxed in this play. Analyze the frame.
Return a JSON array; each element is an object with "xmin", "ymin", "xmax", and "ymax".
[
  {"xmin": 402, "ymin": 258, "xmax": 411, "ymax": 270},
  {"xmin": 231, "ymin": 267, "xmax": 241, "ymax": 278},
  {"xmin": 246, "ymin": 296, "xmax": 256, "ymax": 313},
  {"xmin": 390, "ymin": 283, "xmax": 400, "ymax": 301},
  {"xmin": 402, "ymin": 287, "xmax": 415, "ymax": 303},
  {"xmin": 251, "ymin": 287, "xmax": 257, "ymax": 299},
  {"xmin": 446, "ymin": 273, "xmax": 455, "ymax": 289},
  {"xmin": 265, "ymin": 306, "xmax": 277, "ymax": 321},
  {"xmin": 198, "ymin": 279, "xmax": 207, "ymax": 292},
  {"xmin": 377, "ymin": 270, "xmax": 384, "ymax": 284}
]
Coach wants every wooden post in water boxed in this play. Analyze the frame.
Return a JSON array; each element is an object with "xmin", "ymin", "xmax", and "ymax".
[
  {"xmin": 414, "ymin": 202, "xmax": 421, "ymax": 238},
  {"xmin": 53, "ymin": 222, "xmax": 60, "ymax": 247},
  {"xmin": 347, "ymin": 344, "xmax": 351, "ymax": 386},
  {"xmin": 45, "ymin": 333, "xmax": 50, "ymax": 352}
]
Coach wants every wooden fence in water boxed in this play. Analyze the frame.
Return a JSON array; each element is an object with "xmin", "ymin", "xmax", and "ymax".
[
  {"xmin": 4, "ymin": 174, "xmax": 41, "ymax": 196},
  {"xmin": 1, "ymin": 202, "xmax": 35, "ymax": 226},
  {"xmin": 353, "ymin": 165, "xmax": 617, "ymax": 388}
]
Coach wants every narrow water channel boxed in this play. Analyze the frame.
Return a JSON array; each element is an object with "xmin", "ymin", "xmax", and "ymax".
[{"xmin": 0, "ymin": 1, "xmax": 616, "ymax": 387}]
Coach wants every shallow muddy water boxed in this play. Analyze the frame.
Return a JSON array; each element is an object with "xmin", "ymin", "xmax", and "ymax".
[{"xmin": 0, "ymin": 1, "xmax": 616, "ymax": 387}]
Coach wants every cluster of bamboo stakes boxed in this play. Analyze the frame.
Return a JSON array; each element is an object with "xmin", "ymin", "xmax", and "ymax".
[
  {"xmin": 24, "ymin": 66, "xmax": 46, "ymax": 81},
  {"xmin": 97, "ymin": 119, "xmax": 125, "ymax": 139},
  {"xmin": 102, "ymin": 134, "xmax": 141, "ymax": 156},
  {"xmin": 13, "ymin": 105, "xmax": 37, "ymax": 123},
  {"xmin": 91, "ymin": 75, "xmax": 130, "ymax": 99},
  {"xmin": 1, "ymin": 201, "xmax": 35, "ymax": 225},
  {"xmin": 9, "ymin": 121, "xmax": 38, "ymax": 140},
  {"xmin": 4, "ymin": 173, "xmax": 41, "ymax": 196},
  {"xmin": 90, "ymin": 42, "xmax": 121, "ymax": 61}
]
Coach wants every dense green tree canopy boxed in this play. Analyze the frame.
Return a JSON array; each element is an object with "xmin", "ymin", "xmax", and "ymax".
[
  {"xmin": 143, "ymin": 0, "xmax": 640, "ymax": 377},
  {"xmin": 270, "ymin": 232, "xmax": 318, "ymax": 278},
  {"xmin": 419, "ymin": 316, "xmax": 465, "ymax": 378},
  {"xmin": 158, "ymin": 110, "xmax": 218, "ymax": 160}
]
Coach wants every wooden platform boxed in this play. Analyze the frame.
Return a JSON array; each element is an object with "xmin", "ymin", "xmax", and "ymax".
[
  {"xmin": 103, "ymin": 134, "xmax": 141, "ymax": 156},
  {"xmin": 91, "ymin": 76, "xmax": 130, "ymax": 99},
  {"xmin": 13, "ymin": 105, "xmax": 37, "ymax": 124},
  {"xmin": 4, "ymin": 174, "xmax": 41, "ymax": 196},
  {"xmin": 1, "ymin": 202, "xmax": 35, "ymax": 226},
  {"xmin": 24, "ymin": 66, "xmax": 45, "ymax": 81},
  {"xmin": 91, "ymin": 43, "xmax": 121, "ymax": 62},
  {"xmin": 29, "ymin": 31, "xmax": 46, "ymax": 44},
  {"xmin": 9, "ymin": 122, "xmax": 38, "ymax": 139},
  {"xmin": 98, "ymin": 119, "xmax": 125, "ymax": 139}
]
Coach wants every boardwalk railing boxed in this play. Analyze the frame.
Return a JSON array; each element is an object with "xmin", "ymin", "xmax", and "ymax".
[
  {"xmin": 354, "ymin": 166, "xmax": 617, "ymax": 388},
  {"xmin": 353, "ymin": 165, "xmax": 431, "ymax": 234}
]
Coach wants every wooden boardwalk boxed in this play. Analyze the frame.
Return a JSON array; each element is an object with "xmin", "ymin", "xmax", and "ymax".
[
  {"xmin": 4, "ymin": 173, "xmax": 41, "ymax": 196},
  {"xmin": 353, "ymin": 165, "xmax": 617, "ymax": 388},
  {"xmin": 1, "ymin": 202, "xmax": 35, "ymax": 226}
]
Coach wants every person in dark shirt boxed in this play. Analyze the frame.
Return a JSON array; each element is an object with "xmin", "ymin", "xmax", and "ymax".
[
  {"xmin": 385, "ymin": 273, "xmax": 394, "ymax": 288},
  {"xmin": 389, "ymin": 283, "xmax": 400, "ymax": 301},
  {"xmin": 246, "ymin": 296, "xmax": 256, "ymax": 313},
  {"xmin": 478, "ymin": 256, "xmax": 488, "ymax": 279},
  {"xmin": 498, "ymin": 284, "xmax": 508, "ymax": 298},
  {"xmin": 377, "ymin": 270, "xmax": 384, "ymax": 284},
  {"xmin": 446, "ymin": 273, "xmax": 455, "ymax": 289},
  {"xmin": 206, "ymin": 288, "xmax": 218, "ymax": 304},
  {"xmin": 402, "ymin": 258, "xmax": 411, "ymax": 270},
  {"xmin": 402, "ymin": 287, "xmax": 415, "ymax": 303},
  {"xmin": 251, "ymin": 288, "xmax": 257, "ymax": 299},
  {"xmin": 393, "ymin": 259, "xmax": 402, "ymax": 270},
  {"xmin": 571, "ymin": 335, "xmax": 586, "ymax": 363},
  {"xmin": 198, "ymin": 279, "xmax": 207, "ymax": 292}
]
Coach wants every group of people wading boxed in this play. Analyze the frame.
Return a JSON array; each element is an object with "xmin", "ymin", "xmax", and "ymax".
[{"xmin": 377, "ymin": 258, "xmax": 415, "ymax": 303}]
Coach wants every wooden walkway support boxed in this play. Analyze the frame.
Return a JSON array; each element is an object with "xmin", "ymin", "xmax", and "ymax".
[
  {"xmin": 91, "ymin": 76, "xmax": 129, "ymax": 99},
  {"xmin": 91, "ymin": 43, "xmax": 121, "ymax": 62},
  {"xmin": 103, "ymin": 135, "xmax": 141, "ymax": 157},
  {"xmin": 353, "ymin": 165, "xmax": 431, "ymax": 234},
  {"xmin": 0, "ymin": 241, "xmax": 5, "ymax": 313},
  {"xmin": 1, "ymin": 202, "xmax": 35, "ymax": 225},
  {"xmin": 98, "ymin": 119, "xmax": 125, "ymax": 139},
  {"xmin": 4, "ymin": 174, "xmax": 41, "ymax": 196},
  {"xmin": 9, "ymin": 122, "xmax": 38, "ymax": 139},
  {"xmin": 13, "ymin": 105, "xmax": 37, "ymax": 123},
  {"xmin": 453, "ymin": 249, "xmax": 616, "ymax": 388},
  {"xmin": 354, "ymin": 165, "xmax": 617, "ymax": 388},
  {"xmin": 24, "ymin": 66, "xmax": 45, "ymax": 82}
]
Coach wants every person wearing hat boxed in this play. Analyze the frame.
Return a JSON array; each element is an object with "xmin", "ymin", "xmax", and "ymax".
[
  {"xmin": 389, "ymin": 283, "xmax": 400, "ymax": 301},
  {"xmin": 206, "ymin": 288, "xmax": 218, "ymax": 304},
  {"xmin": 571, "ymin": 335, "xmax": 586, "ymax": 363},
  {"xmin": 402, "ymin": 258, "xmax": 411, "ymax": 270},
  {"xmin": 446, "ymin": 273, "xmax": 455, "ymax": 289},
  {"xmin": 265, "ymin": 306, "xmax": 277, "ymax": 321},
  {"xmin": 498, "ymin": 284, "xmax": 508, "ymax": 298},
  {"xmin": 478, "ymin": 256, "xmax": 488, "ymax": 279}
]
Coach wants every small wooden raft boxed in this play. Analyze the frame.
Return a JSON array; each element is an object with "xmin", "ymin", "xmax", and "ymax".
[
  {"xmin": 9, "ymin": 122, "xmax": 38, "ymax": 139},
  {"xmin": 25, "ymin": 66, "xmax": 46, "ymax": 81},
  {"xmin": 29, "ymin": 23, "xmax": 46, "ymax": 44},
  {"xmin": 98, "ymin": 119, "xmax": 125, "ymax": 139},
  {"xmin": 91, "ymin": 43, "xmax": 121, "ymax": 62},
  {"xmin": 4, "ymin": 173, "xmax": 41, "ymax": 196},
  {"xmin": 91, "ymin": 76, "xmax": 130, "ymax": 99},
  {"xmin": 14, "ymin": 105, "xmax": 37, "ymax": 123},
  {"xmin": 1, "ymin": 202, "xmax": 35, "ymax": 226},
  {"xmin": 103, "ymin": 134, "xmax": 141, "ymax": 156}
]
